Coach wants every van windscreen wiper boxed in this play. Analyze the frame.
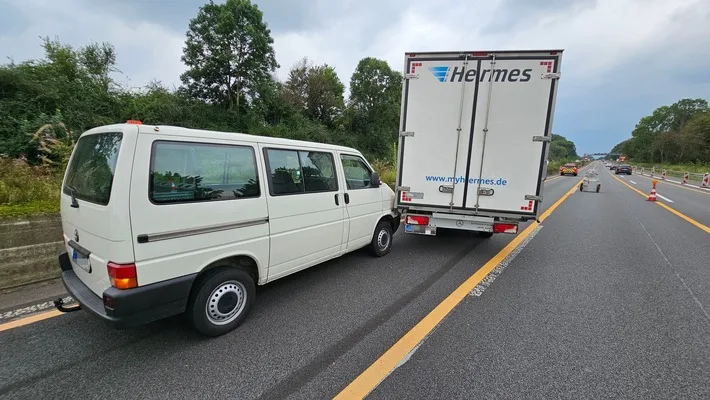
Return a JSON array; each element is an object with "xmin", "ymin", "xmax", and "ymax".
[{"xmin": 66, "ymin": 184, "xmax": 79, "ymax": 208}]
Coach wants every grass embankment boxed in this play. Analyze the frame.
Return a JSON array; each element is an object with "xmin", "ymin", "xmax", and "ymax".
[
  {"xmin": 629, "ymin": 161, "xmax": 710, "ymax": 174},
  {"xmin": 0, "ymin": 158, "xmax": 61, "ymax": 219}
]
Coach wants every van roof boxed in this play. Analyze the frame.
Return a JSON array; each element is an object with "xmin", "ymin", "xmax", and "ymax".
[{"xmin": 81, "ymin": 123, "xmax": 363, "ymax": 155}]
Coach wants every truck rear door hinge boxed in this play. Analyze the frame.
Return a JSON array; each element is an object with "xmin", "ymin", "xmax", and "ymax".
[
  {"xmin": 405, "ymin": 74, "xmax": 419, "ymax": 80},
  {"xmin": 396, "ymin": 186, "xmax": 410, "ymax": 192},
  {"xmin": 525, "ymin": 195, "xmax": 543, "ymax": 202},
  {"xmin": 542, "ymin": 72, "xmax": 561, "ymax": 80},
  {"xmin": 400, "ymin": 131, "xmax": 415, "ymax": 137},
  {"xmin": 532, "ymin": 135, "xmax": 551, "ymax": 142}
]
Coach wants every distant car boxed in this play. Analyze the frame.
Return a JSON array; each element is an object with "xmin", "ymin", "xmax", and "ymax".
[
  {"xmin": 560, "ymin": 162, "xmax": 578, "ymax": 176},
  {"xmin": 615, "ymin": 164, "xmax": 632, "ymax": 175},
  {"xmin": 610, "ymin": 164, "xmax": 618, "ymax": 171}
]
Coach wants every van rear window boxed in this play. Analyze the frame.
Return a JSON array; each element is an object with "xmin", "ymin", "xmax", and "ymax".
[{"xmin": 62, "ymin": 132, "xmax": 123, "ymax": 206}]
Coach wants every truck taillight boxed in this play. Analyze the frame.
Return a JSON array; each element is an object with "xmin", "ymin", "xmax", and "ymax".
[
  {"xmin": 108, "ymin": 262, "xmax": 138, "ymax": 289},
  {"xmin": 406, "ymin": 216, "xmax": 430, "ymax": 225},
  {"xmin": 493, "ymin": 223, "xmax": 518, "ymax": 234}
]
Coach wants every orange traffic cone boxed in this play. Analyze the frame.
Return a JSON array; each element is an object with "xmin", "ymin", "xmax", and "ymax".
[{"xmin": 647, "ymin": 180, "xmax": 657, "ymax": 202}]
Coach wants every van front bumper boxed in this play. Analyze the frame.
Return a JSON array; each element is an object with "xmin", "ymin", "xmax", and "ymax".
[{"xmin": 57, "ymin": 252, "xmax": 196, "ymax": 329}]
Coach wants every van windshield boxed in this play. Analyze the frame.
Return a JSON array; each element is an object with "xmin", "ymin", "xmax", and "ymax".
[{"xmin": 62, "ymin": 132, "xmax": 123, "ymax": 206}]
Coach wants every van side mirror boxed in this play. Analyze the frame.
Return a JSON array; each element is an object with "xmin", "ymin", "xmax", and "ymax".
[{"xmin": 370, "ymin": 171, "xmax": 381, "ymax": 187}]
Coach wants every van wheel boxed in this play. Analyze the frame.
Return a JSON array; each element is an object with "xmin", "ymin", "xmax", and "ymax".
[
  {"xmin": 187, "ymin": 268, "xmax": 255, "ymax": 337},
  {"xmin": 370, "ymin": 220, "xmax": 393, "ymax": 257}
]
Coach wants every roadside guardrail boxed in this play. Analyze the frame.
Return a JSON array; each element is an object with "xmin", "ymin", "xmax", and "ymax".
[{"xmin": 630, "ymin": 166, "xmax": 710, "ymax": 188}]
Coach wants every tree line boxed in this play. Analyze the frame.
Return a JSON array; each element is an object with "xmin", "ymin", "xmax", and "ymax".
[
  {"xmin": 611, "ymin": 98, "xmax": 710, "ymax": 165},
  {"xmin": 0, "ymin": 0, "xmax": 577, "ymax": 175},
  {"xmin": 0, "ymin": 0, "xmax": 401, "ymax": 171}
]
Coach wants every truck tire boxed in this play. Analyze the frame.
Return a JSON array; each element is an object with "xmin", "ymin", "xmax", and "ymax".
[
  {"xmin": 370, "ymin": 220, "xmax": 393, "ymax": 257},
  {"xmin": 187, "ymin": 267, "xmax": 256, "ymax": 337}
]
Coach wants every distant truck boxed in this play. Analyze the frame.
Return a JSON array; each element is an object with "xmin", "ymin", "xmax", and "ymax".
[{"xmin": 394, "ymin": 50, "xmax": 563, "ymax": 237}]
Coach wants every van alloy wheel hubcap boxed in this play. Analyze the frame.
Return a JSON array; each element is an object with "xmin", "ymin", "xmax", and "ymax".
[{"xmin": 206, "ymin": 280, "xmax": 246, "ymax": 325}]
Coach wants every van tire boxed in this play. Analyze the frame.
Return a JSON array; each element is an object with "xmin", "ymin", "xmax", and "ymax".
[
  {"xmin": 187, "ymin": 268, "xmax": 255, "ymax": 337},
  {"xmin": 370, "ymin": 220, "xmax": 393, "ymax": 257}
]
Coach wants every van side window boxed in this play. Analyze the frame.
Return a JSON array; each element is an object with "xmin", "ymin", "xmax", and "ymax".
[
  {"xmin": 266, "ymin": 148, "xmax": 338, "ymax": 195},
  {"xmin": 150, "ymin": 141, "xmax": 260, "ymax": 204},
  {"xmin": 340, "ymin": 154, "xmax": 373, "ymax": 190}
]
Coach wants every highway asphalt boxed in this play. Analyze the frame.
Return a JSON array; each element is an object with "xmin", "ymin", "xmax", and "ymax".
[{"xmin": 1, "ymin": 162, "xmax": 709, "ymax": 399}]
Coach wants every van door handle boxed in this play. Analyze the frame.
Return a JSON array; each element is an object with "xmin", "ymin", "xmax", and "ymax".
[
  {"xmin": 334, "ymin": 193, "xmax": 339, "ymax": 205},
  {"xmin": 344, "ymin": 193, "xmax": 350, "ymax": 204}
]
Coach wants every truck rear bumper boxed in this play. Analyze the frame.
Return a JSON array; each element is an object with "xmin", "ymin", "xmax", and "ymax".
[
  {"xmin": 57, "ymin": 252, "xmax": 196, "ymax": 329},
  {"xmin": 402, "ymin": 211, "xmax": 521, "ymax": 235}
]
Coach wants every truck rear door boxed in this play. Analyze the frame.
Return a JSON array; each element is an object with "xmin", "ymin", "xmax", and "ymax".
[
  {"xmin": 396, "ymin": 50, "xmax": 562, "ymax": 217},
  {"xmin": 396, "ymin": 55, "xmax": 476, "ymax": 209}
]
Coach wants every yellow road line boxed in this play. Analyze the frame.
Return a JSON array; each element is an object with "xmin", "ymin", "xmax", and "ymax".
[
  {"xmin": 0, "ymin": 309, "xmax": 63, "ymax": 332},
  {"xmin": 544, "ymin": 175, "xmax": 564, "ymax": 183},
  {"xmin": 610, "ymin": 174, "xmax": 710, "ymax": 235},
  {"xmin": 631, "ymin": 172, "xmax": 710, "ymax": 197},
  {"xmin": 333, "ymin": 179, "xmax": 583, "ymax": 399}
]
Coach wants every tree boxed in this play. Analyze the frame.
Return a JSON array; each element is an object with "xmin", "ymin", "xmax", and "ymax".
[
  {"xmin": 180, "ymin": 0, "xmax": 278, "ymax": 114},
  {"xmin": 348, "ymin": 57, "xmax": 401, "ymax": 115},
  {"xmin": 345, "ymin": 57, "xmax": 402, "ymax": 158},
  {"xmin": 282, "ymin": 57, "xmax": 345, "ymax": 128},
  {"xmin": 0, "ymin": 37, "xmax": 121, "ymax": 160},
  {"xmin": 548, "ymin": 134, "xmax": 578, "ymax": 160}
]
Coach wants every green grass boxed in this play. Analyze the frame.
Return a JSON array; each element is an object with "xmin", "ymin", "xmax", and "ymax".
[
  {"xmin": 0, "ymin": 157, "xmax": 62, "ymax": 218},
  {"xmin": 370, "ymin": 159, "xmax": 396, "ymax": 185},
  {"xmin": 0, "ymin": 200, "xmax": 60, "ymax": 218},
  {"xmin": 629, "ymin": 161, "xmax": 710, "ymax": 174}
]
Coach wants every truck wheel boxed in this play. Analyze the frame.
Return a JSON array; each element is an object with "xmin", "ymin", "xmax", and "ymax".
[
  {"xmin": 370, "ymin": 220, "xmax": 393, "ymax": 257},
  {"xmin": 579, "ymin": 183, "xmax": 583, "ymax": 191},
  {"xmin": 187, "ymin": 268, "xmax": 255, "ymax": 337},
  {"xmin": 596, "ymin": 184, "xmax": 600, "ymax": 193}
]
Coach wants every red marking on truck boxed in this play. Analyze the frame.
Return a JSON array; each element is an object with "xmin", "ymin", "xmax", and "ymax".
[{"xmin": 540, "ymin": 61, "xmax": 553, "ymax": 73}]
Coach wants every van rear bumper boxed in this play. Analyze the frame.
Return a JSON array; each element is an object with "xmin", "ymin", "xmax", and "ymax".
[{"xmin": 57, "ymin": 252, "xmax": 196, "ymax": 328}]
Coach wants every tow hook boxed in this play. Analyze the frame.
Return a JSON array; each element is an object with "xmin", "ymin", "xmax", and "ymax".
[{"xmin": 54, "ymin": 298, "xmax": 81, "ymax": 313}]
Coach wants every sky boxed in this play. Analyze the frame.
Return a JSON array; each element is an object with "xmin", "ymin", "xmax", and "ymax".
[{"xmin": 1, "ymin": 0, "xmax": 709, "ymax": 155}]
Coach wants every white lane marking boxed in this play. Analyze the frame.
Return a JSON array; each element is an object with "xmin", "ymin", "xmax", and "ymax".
[
  {"xmin": 686, "ymin": 184, "xmax": 700, "ymax": 188},
  {"xmin": 623, "ymin": 201, "xmax": 710, "ymax": 325},
  {"xmin": 667, "ymin": 179, "xmax": 682, "ymax": 184},
  {"xmin": 630, "ymin": 180, "xmax": 637, "ymax": 184},
  {"xmin": 469, "ymin": 224, "xmax": 543, "ymax": 297},
  {"xmin": 0, "ymin": 296, "xmax": 75, "ymax": 322},
  {"xmin": 655, "ymin": 193, "xmax": 674, "ymax": 203}
]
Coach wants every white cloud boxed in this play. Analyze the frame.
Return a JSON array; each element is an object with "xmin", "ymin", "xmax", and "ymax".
[
  {"xmin": 1, "ymin": 0, "xmax": 185, "ymax": 90},
  {"xmin": 3, "ymin": 0, "xmax": 706, "ymax": 94},
  {"xmin": 269, "ymin": 0, "xmax": 707, "ymax": 99}
]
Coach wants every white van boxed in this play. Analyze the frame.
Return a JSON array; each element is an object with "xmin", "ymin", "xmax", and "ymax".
[{"xmin": 54, "ymin": 122, "xmax": 400, "ymax": 336}]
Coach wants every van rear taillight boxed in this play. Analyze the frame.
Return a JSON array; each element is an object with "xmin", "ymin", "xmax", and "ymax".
[
  {"xmin": 493, "ymin": 223, "xmax": 518, "ymax": 234},
  {"xmin": 108, "ymin": 262, "xmax": 138, "ymax": 289},
  {"xmin": 406, "ymin": 215, "xmax": 430, "ymax": 225}
]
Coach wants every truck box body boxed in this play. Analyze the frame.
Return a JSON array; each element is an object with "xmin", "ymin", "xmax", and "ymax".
[{"xmin": 395, "ymin": 50, "xmax": 563, "ymax": 234}]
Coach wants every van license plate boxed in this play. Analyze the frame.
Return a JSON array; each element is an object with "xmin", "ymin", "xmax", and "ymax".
[{"xmin": 72, "ymin": 249, "xmax": 91, "ymax": 273}]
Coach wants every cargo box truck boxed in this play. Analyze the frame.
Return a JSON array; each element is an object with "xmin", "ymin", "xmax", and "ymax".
[{"xmin": 394, "ymin": 50, "xmax": 563, "ymax": 236}]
